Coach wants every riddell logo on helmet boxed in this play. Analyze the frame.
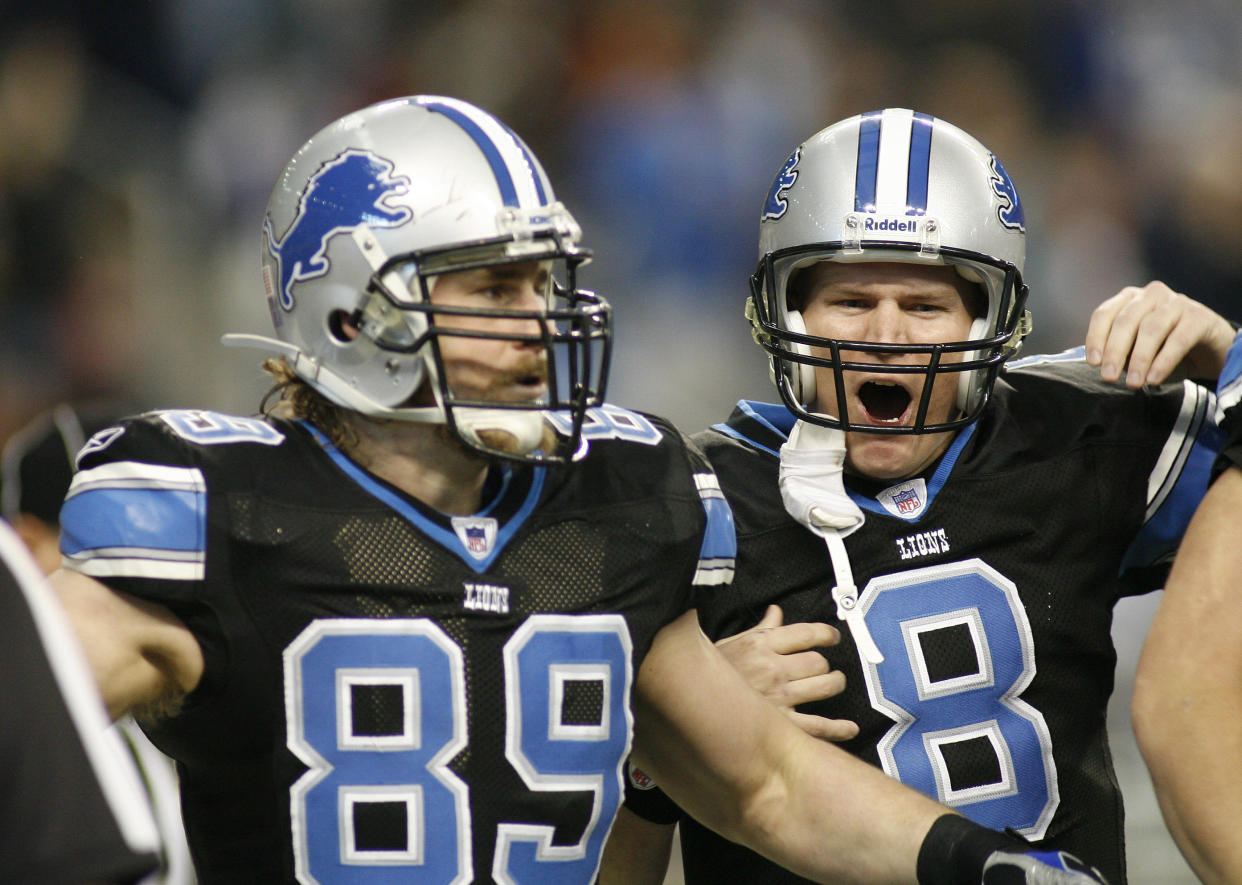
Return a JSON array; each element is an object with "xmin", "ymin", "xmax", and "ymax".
[{"xmin": 863, "ymin": 217, "xmax": 920, "ymax": 233}]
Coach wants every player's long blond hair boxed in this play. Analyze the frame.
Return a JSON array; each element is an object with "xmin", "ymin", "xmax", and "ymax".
[{"xmin": 259, "ymin": 358, "xmax": 357, "ymax": 451}]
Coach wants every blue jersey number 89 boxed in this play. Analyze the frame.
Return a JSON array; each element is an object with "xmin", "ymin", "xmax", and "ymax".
[
  {"xmin": 284, "ymin": 615, "xmax": 632, "ymax": 885},
  {"xmin": 857, "ymin": 558, "xmax": 1058, "ymax": 839}
]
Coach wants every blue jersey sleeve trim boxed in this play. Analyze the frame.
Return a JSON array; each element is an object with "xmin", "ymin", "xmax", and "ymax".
[
  {"xmin": 1215, "ymin": 331, "xmax": 1242, "ymax": 424},
  {"xmin": 60, "ymin": 487, "xmax": 206, "ymax": 556},
  {"xmin": 1121, "ymin": 383, "xmax": 1222, "ymax": 574},
  {"xmin": 711, "ymin": 401, "xmax": 794, "ymax": 458},
  {"xmin": 693, "ymin": 474, "xmax": 735, "ymax": 587}
]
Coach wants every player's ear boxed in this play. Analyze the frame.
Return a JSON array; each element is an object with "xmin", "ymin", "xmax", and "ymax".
[{"xmin": 329, "ymin": 309, "xmax": 361, "ymax": 342}]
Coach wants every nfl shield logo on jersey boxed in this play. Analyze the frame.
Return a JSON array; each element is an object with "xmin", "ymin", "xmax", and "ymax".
[
  {"xmin": 879, "ymin": 478, "xmax": 927, "ymax": 519},
  {"xmin": 628, "ymin": 761, "xmax": 658, "ymax": 791},
  {"xmin": 451, "ymin": 516, "xmax": 498, "ymax": 560}
]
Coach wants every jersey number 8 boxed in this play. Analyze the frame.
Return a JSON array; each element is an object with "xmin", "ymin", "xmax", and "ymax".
[{"xmin": 858, "ymin": 558, "xmax": 1058, "ymax": 839}]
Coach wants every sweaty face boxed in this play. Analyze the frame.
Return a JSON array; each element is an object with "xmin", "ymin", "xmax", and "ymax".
[{"xmin": 796, "ymin": 261, "xmax": 980, "ymax": 481}]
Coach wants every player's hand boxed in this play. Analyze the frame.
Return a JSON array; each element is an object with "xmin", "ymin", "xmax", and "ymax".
[
  {"xmin": 714, "ymin": 605, "xmax": 858, "ymax": 742},
  {"xmin": 982, "ymin": 849, "xmax": 1109, "ymax": 884},
  {"xmin": 1085, "ymin": 281, "xmax": 1235, "ymax": 388}
]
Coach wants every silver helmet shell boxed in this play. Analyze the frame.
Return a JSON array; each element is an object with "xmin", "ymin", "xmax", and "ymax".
[
  {"xmin": 748, "ymin": 108, "xmax": 1031, "ymax": 433},
  {"xmin": 238, "ymin": 95, "xmax": 610, "ymax": 462}
]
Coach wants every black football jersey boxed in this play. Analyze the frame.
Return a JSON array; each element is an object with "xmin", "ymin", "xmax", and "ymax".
[
  {"xmin": 58, "ymin": 405, "xmax": 734, "ymax": 885},
  {"xmin": 630, "ymin": 349, "xmax": 1238, "ymax": 885}
]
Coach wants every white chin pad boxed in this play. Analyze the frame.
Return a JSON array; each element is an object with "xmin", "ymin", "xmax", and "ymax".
[
  {"xmin": 453, "ymin": 408, "xmax": 546, "ymax": 455},
  {"xmin": 955, "ymin": 316, "xmax": 991, "ymax": 414},
  {"xmin": 784, "ymin": 310, "xmax": 817, "ymax": 405}
]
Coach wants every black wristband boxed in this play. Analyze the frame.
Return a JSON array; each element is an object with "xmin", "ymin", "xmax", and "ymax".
[{"xmin": 916, "ymin": 814, "xmax": 1023, "ymax": 885}]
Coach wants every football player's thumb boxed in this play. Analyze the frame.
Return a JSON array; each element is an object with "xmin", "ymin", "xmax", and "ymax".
[{"xmin": 758, "ymin": 604, "xmax": 784, "ymax": 629}]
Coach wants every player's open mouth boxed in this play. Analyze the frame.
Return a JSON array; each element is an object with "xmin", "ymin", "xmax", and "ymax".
[
  {"xmin": 857, "ymin": 380, "xmax": 912, "ymax": 424},
  {"xmin": 502, "ymin": 374, "xmax": 549, "ymax": 402}
]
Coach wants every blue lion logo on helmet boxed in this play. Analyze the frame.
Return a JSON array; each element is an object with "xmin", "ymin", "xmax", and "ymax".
[
  {"xmin": 265, "ymin": 149, "xmax": 412, "ymax": 310},
  {"xmin": 762, "ymin": 147, "xmax": 801, "ymax": 221},
  {"xmin": 989, "ymin": 153, "xmax": 1025, "ymax": 232}
]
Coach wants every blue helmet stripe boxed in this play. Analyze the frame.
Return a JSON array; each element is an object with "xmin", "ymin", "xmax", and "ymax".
[
  {"xmin": 494, "ymin": 125, "xmax": 549, "ymax": 205},
  {"xmin": 855, "ymin": 110, "xmax": 883, "ymax": 211},
  {"xmin": 420, "ymin": 99, "xmax": 522, "ymax": 207},
  {"xmin": 906, "ymin": 112, "xmax": 934, "ymax": 215}
]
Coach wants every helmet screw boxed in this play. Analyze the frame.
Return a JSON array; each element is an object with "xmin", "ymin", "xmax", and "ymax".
[{"xmin": 385, "ymin": 359, "xmax": 399, "ymax": 375}]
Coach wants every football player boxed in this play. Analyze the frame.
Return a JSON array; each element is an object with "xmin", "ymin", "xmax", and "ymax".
[
  {"xmin": 49, "ymin": 97, "xmax": 1108, "ymax": 884},
  {"xmin": 605, "ymin": 108, "xmax": 1239, "ymax": 885},
  {"xmin": 1133, "ymin": 383, "xmax": 1242, "ymax": 884}
]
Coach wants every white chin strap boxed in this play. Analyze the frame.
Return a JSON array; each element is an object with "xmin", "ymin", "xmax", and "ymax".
[{"xmin": 779, "ymin": 419, "xmax": 883, "ymax": 664}]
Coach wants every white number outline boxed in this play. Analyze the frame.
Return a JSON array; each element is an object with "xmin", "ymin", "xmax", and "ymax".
[
  {"xmin": 494, "ymin": 614, "xmax": 633, "ymax": 885},
  {"xmin": 284, "ymin": 619, "xmax": 472, "ymax": 884},
  {"xmin": 284, "ymin": 616, "xmax": 633, "ymax": 885},
  {"xmin": 159, "ymin": 409, "xmax": 286, "ymax": 446},
  {"xmin": 857, "ymin": 558, "xmax": 1059, "ymax": 839}
]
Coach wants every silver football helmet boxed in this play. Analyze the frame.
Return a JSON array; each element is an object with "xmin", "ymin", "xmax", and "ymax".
[
  {"xmin": 748, "ymin": 108, "xmax": 1032, "ymax": 434},
  {"xmin": 224, "ymin": 95, "xmax": 611, "ymax": 463}
]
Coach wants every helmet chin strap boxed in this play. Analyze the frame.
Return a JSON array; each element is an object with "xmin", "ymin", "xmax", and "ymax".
[
  {"xmin": 778, "ymin": 419, "xmax": 883, "ymax": 665},
  {"xmin": 221, "ymin": 333, "xmax": 444, "ymax": 423}
]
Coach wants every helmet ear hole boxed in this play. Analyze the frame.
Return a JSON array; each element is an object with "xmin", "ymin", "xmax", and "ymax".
[
  {"xmin": 955, "ymin": 315, "xmax": 991, "ymax": 415},
  {"xmin": 327, "ymin": 309, "xmax": 356, "ymax": 343},
  {"xmin": 785, "ymin": 310, "xmax": 817, "ymax": 405}
]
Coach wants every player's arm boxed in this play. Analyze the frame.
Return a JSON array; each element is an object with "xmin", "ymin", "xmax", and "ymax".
[
  {"xmin": 1132, "ymin": 465, "xmax": 1242, "ymax": 885},
  {"xmin": 50, "ymin": 567, "xmax": 203, "ymax": 721},
  {"xmin": 1084, "ymin": 281, "xmax": 1236, "ymax": 387},
  {"xmin": 597, "ymin": 806, "xmax": 676, "ymax": 885},
  {"xmin": 631, "ymin": 610, "xmax": 1107, "ymax": 885},
  {"xmin": 599, "ymin": 601, "xmax": 860, "ymax": 884}
]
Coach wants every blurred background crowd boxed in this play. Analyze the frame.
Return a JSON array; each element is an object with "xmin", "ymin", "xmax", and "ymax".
[{"xmin": 2, "ymin": 1, "xmax": 1237, "ymax": 882}]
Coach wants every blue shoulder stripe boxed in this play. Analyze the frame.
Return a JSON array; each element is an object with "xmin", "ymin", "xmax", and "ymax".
[
  {"xmin": 1215, "ymin": 330, "xmax": 1242, "ymax": 423},
  {"xmin": 1122, "ymin": 381, "xmax": 1221, "ymax": 573},
  {"xmin": 59, "ymin": 461, "xmax": 206, "ymax": 580},
  {"xmin": 693, "ymin": 473, "xmax": 735, "ymax": 587},
  {"xmin": 710, "ymin": 401, "xmax": 795, "ymax": 458}
]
